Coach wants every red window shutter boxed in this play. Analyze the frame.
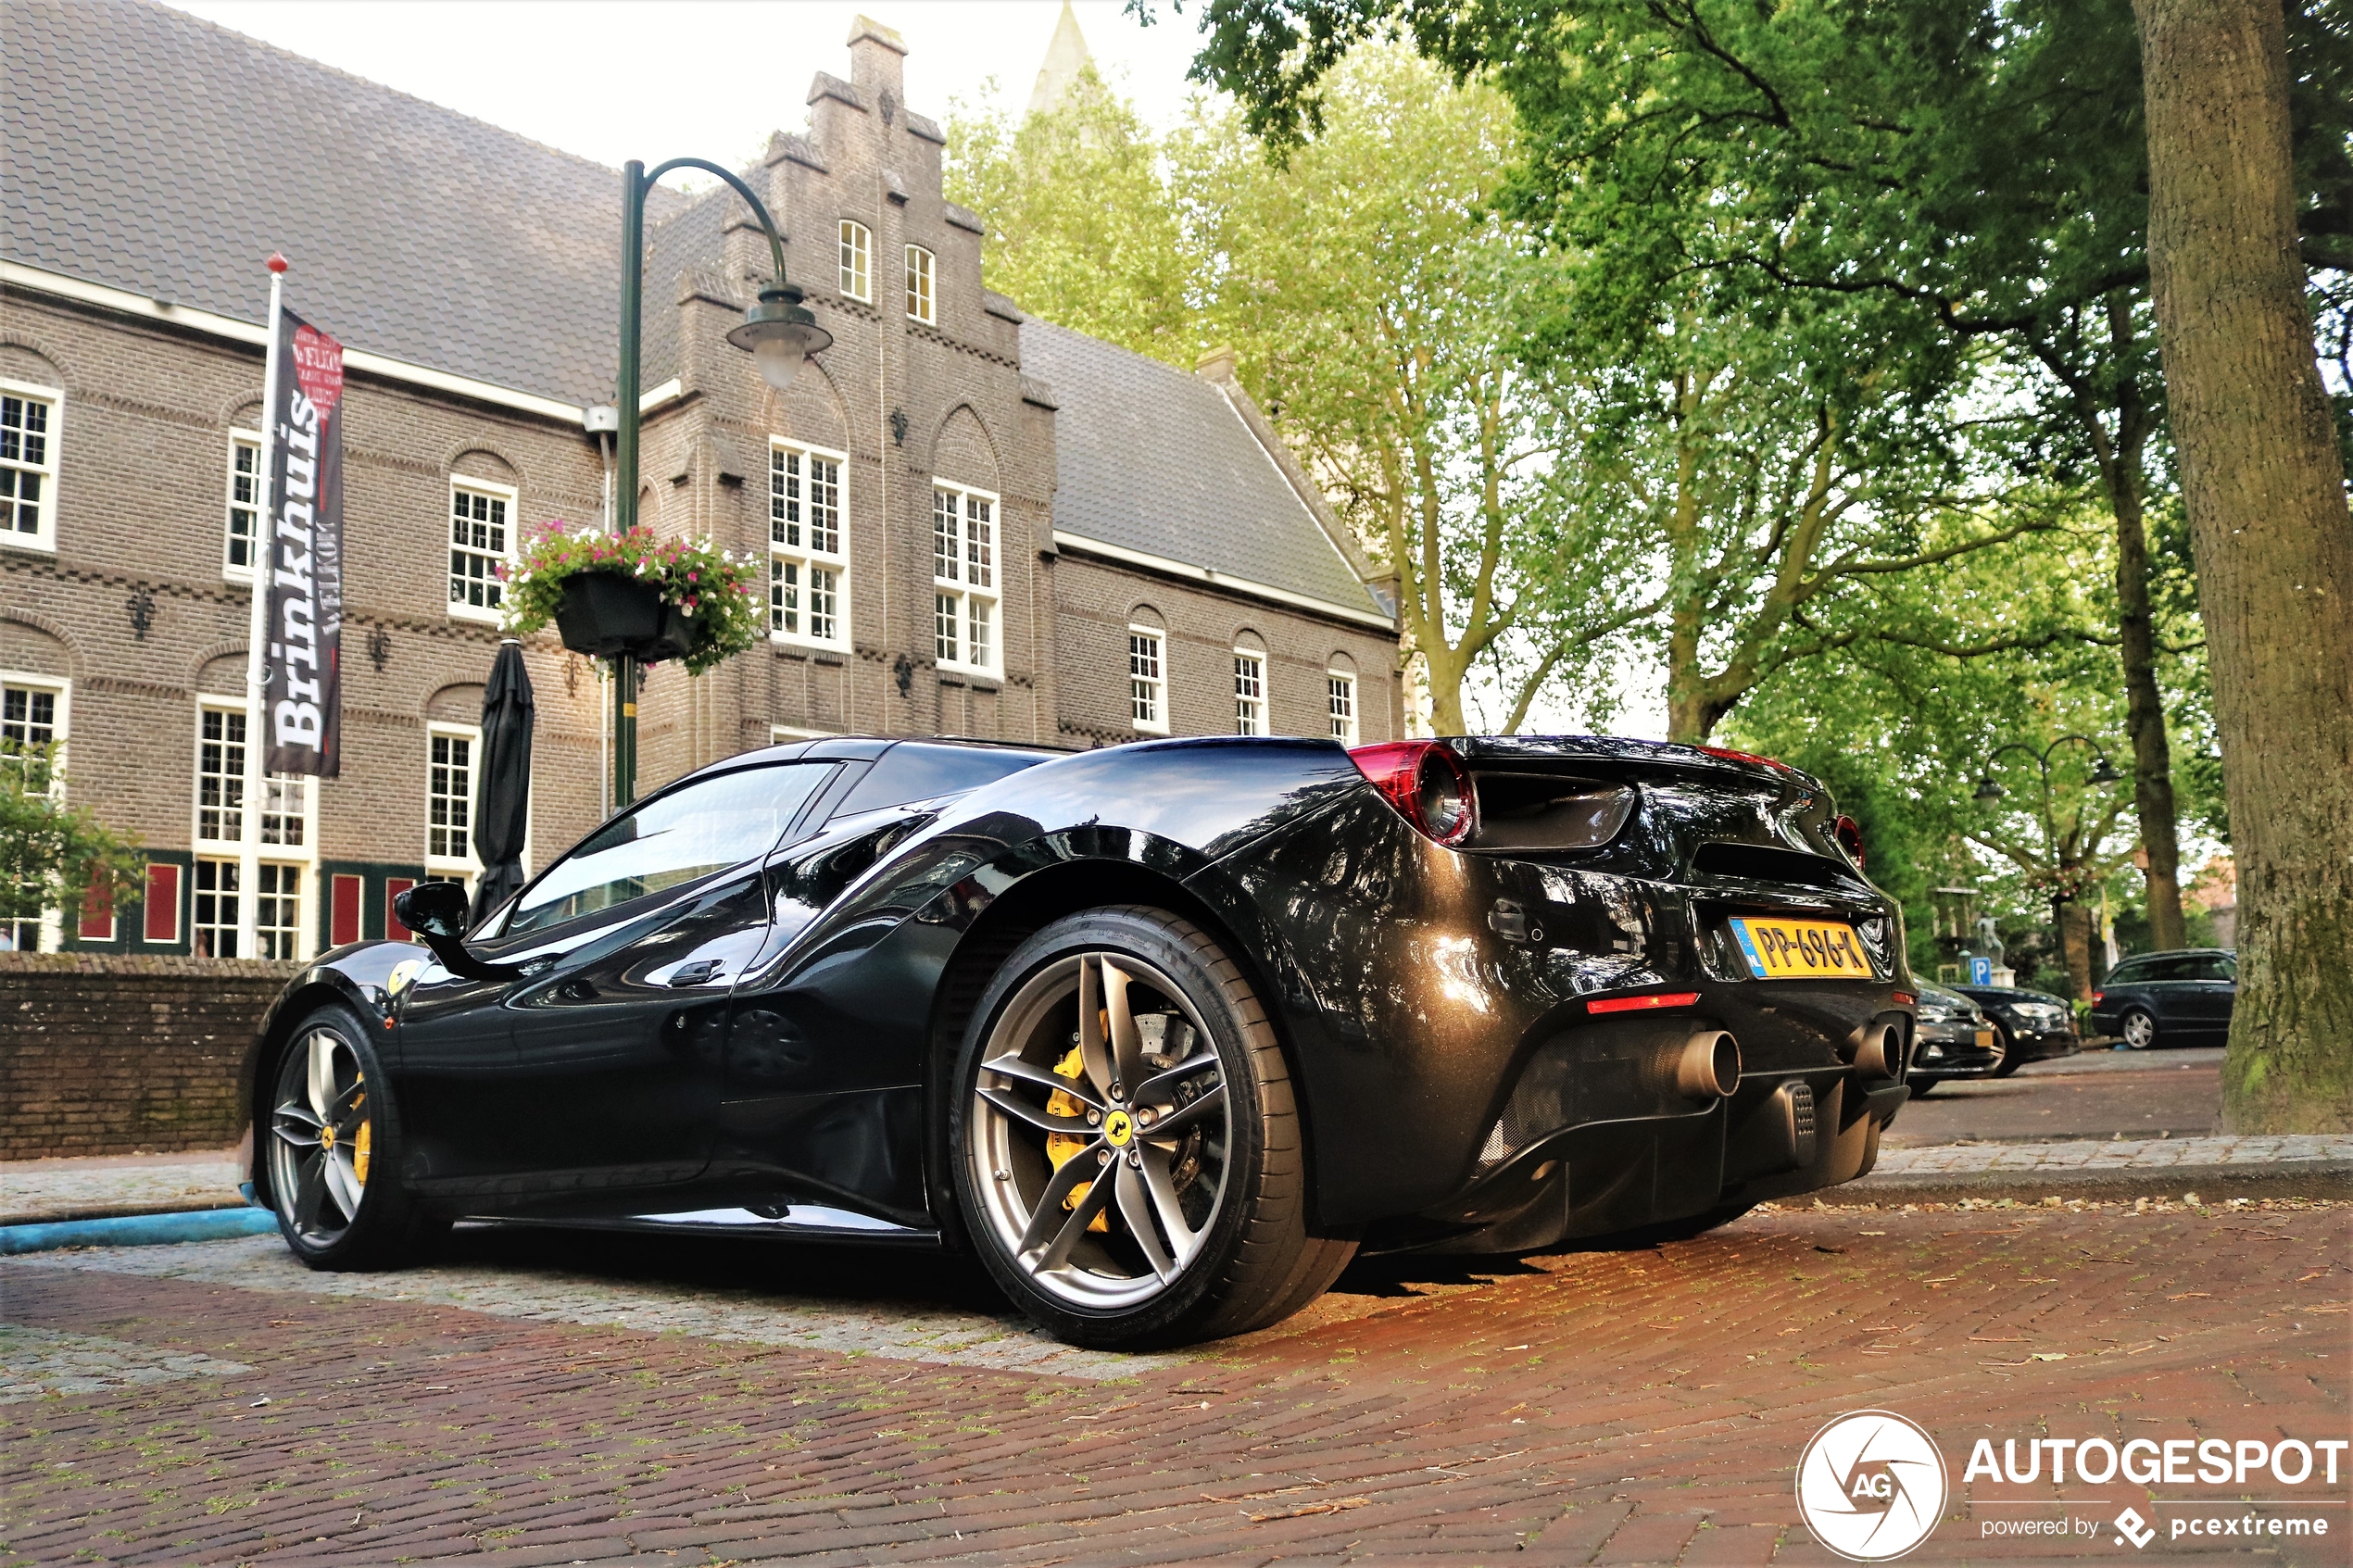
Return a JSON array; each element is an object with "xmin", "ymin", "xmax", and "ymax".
[
  {"xmin": 330, "ymin": 873, "xmax": 362, "ymax": 947},
  {"xmin": 77, "ymin": 870, "xmax": 115, "ymax": 940},
  {"xmin": 143, "ymin": 862, "xmax": 182, "ymax": 943},
  {"xmin": 385, "ymin": 877, "xmax": 417, "ymax": 942}
]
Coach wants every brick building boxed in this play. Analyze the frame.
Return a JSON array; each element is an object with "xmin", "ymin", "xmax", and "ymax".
[{"xmin": 0, "ymin": 0, "xmax": 1399, "ymax": 960}]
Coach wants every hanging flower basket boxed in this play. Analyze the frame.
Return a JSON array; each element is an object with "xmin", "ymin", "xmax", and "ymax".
[{"xmin": 499, "ymin": 522, "xmax": 765, "ymax": 676}]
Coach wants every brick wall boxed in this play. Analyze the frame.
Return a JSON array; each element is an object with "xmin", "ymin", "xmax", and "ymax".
[{"xmin": 0, "ymin": 952, "xmax": 296, "ymax": 1159}]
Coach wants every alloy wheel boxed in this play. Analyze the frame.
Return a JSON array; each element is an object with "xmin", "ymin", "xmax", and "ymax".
[
  {"xmin": 968, "ymin": 951, "xmax": 1230, "ymax": 1311},
  {"xmin": 2121, "ymin": 1010, "xmax": 2157, "ymax": 1050},
  {"xmin": 268, "ymin": 1026, "xmax": 371, "ymax": 1244}
]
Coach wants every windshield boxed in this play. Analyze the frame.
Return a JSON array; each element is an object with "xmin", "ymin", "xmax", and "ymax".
[{"xmin": 508, "ymin": 764, "xmax": 830, "ymax": 935}]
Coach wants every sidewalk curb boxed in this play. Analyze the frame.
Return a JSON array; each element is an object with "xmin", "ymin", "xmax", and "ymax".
[
  {"xmin": 0, "ymin": 1207, "xmax": 279, "ymax": 1255},
  {"xmin": 1825, "ymin": 1159, "xmax": 2352, "ymax": 1208}
]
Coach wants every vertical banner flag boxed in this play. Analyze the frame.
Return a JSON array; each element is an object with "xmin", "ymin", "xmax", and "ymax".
[{"xmin": 262, "ymin": 310, "xmax": 345, "ymax": 776}]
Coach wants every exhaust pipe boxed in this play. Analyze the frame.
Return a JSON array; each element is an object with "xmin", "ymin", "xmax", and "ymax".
[
  {"xmin": 1854, "ymin": 1021, "xmax": 1905, "ymax": 1081},
  {"xmin": 1676, "ymin": 1029, "xmax": 1742, "ymax": 1100}
]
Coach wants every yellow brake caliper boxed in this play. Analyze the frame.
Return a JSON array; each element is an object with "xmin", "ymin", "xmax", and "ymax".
[
  {"xmin": 350, "ymin": 1081, "xmax": 370, "ymax": 1185},
  {"xmin": 1043, "ymin": 1044, "xmax": 1108, "ymax": 1233}
]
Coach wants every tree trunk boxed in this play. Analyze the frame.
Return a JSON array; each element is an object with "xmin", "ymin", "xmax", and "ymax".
[
  {"xmin": 2108, "ymin": 461, "xmax": 2188, "ymax": 950},
  {"xmin": 2134, "ymin": 0, "xmax": 2353, "ymax": 1132},
  {"xmin": 2059, "ymin": 900, "xmax": 2097, "ymax": 1002}
]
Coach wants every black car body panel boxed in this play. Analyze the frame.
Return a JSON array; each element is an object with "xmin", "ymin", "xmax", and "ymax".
[
  {"xmin": 2088, "ymin": 949, "xmax": 2237, "ymax": 1044},
  {"xmin": 244, "ymin": 734, "xmax": 1918, "ymax": 1255},
  {"xmin": 1955, "ymin": 985, "xmax": 2081, "ymax": 1065}
]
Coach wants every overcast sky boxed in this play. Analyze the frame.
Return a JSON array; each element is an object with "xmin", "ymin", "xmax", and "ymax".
[{"xmin": 176, "ymin": 1, "xmax": 1211, "ymax": 187}]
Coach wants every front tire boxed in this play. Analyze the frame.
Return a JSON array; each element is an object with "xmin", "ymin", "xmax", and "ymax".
[
  {"xmin": 264, "ymin": 1004, "xmax": 443, "ymax": 1269},
  {"xmin": 1990, "ymin": 1023, "xmax": 2024, "ymax": 1077},
  {"xmin": 1907, "ymin": 1076, "xmax": 1937, "ymax": 1097},
  {"xmin": 950, "ymin": 907, "xmax": 1354, "ymax": 1348},
  {"xmin": 2120, "ymin": 1008, "xmax": 2158, "ymax": 1051}
]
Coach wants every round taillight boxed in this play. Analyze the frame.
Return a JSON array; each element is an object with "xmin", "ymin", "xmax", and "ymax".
[
  {"xmin": 1833, "ymin": 813, "xmax": 1865, "ymax": 868},
  {"xmin": 1348, "ymin": 740, "xmax": 1479, "ymax": 847}
]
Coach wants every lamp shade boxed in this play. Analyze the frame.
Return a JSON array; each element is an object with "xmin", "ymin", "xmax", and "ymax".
[
  {"xmin": 1972, "ymin": 775, "xmax": 2005, "ymax": 803},
  {"xmin": 727, "ymin": 284, "xmax": 833, "ymax": 393}
]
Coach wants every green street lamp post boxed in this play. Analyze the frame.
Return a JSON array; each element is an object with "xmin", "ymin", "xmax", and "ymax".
[
  {"xmin": 1970, "ymin": 735, "xmax": 2123, "ymax": 984},
  {"xmin": 609, "ymin": 157, "xmax": 831, "ymax": 809}
]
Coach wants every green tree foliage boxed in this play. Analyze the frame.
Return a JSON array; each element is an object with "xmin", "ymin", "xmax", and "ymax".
[
  {"xmin": 945, "ymin": 69, "xmax": 1194, "ymax": 363},
  {"xmin": 0, "ymin": 745, "xmax": 144, "ymax": 943},
  {"xmin": 1171, "ymin": 49, "xmax": 1632, "ymax": 734}
]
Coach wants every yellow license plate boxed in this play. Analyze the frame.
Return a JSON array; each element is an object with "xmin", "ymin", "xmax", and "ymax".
[{"xmin": 1730, "ymin": 917, "xmax": 1873, "ymax": 980}]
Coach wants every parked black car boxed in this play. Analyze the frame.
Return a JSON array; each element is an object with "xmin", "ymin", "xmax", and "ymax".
[
  {"xmin": 1905, "ymin": 981, "xmax": 2004, "ymax": 1093},
  {"xmin": 2090, "ymin": 949, "xmax": 2236, "ymax": 1049},
  {"xmin": 1953, "ymin": 984, "xmax": 2080, "ymax": 1077},
  {"xmin": 240, "ymin": 734, "xmax": 1918, "ymax": 1348}
]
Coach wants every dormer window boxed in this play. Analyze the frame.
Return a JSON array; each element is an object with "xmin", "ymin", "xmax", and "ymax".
[
  {"xmin": 905, "ymin": 245, "xmax": 936, "ymax": 324},
  {"xmin": 838, "ymin": 220, "xmax": 872, "ymax": 302}
]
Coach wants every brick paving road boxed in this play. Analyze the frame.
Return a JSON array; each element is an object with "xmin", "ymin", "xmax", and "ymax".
[{"xmin": 3, "ymin": 1200, "xmax": 2345, "ymax": 1566}]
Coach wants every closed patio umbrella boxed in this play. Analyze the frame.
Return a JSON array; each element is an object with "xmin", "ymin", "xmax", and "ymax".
[{"xmin": 469, "ymin": 638, "xmax": 535, "ymax": 926}]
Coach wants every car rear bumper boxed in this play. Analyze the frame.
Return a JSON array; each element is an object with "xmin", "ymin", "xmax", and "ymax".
[{"xmin": 1370, "ymin": 1070, "xmax": 1910, "ymax": 1255}]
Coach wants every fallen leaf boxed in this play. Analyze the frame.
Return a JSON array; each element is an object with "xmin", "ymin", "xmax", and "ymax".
[
  {"xmin": 2031, "ymin": 1352, "xmax": 2068, "ymax": 1361},
  {"xmin": 2166, "ymin": 1292, "xmax": 2211, "ymax": 1301}
]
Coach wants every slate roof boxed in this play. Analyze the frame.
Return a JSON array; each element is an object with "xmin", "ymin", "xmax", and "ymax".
[
  {"xmin": 1019, "ymin": 321, "xmax": 1384, "ymax": 620},
  {"xmin": 2, "ymin": 0, "xmax": 680, "ymax": 406}
]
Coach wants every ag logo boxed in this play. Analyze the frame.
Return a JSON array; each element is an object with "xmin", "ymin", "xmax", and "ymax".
[{"xmin": 1795, "ymin": 1410, "xmax": 1948, "ymax": 1562}]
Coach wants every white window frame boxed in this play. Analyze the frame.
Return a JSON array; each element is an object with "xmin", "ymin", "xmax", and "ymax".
[
  {"xmin": 838, "ymin": 220, "xmax": 873, "ymax": 302},
  {"xmin": 1233, "ymin": 649, "xmax": 1267, "ymax": 736},
  {"xmin": 426, "ymin": 721, "xmax": 484, "ymax": 883},
  {"xmin": 931, "ymin": 482, "xmax": 1000, "ymax": 678},
  {"xmin": 769, "ymin": 438, "xmax": 850, "ymax": 653},
  {"xmin": 0, "ymin": 672, "xmax": 69, "ymax": 951},
  {"xmin": 447, "ymin": 475, "xmax": 516, "ymax": 625},
  {"xmin": 0, "ymin": 379, "xmax": 63, "ymax": 554},
  {"xmin": 223, "ymin": 428, "xmax": 261, "ymax": 584},
  {"xmin": 1128, "ymin": 626, "xmax": 1167, "ymax": 735},
  {"xmin": 1327, "ymin": 669, "xmax": 1359, "ymax": 744},
  {"xmin": 191, "ymin": 693, "xmax": 316, "ymax": 960},
  {"xmin": 905, "ymin": 244, "xmax": 937, "ymax": 324}
]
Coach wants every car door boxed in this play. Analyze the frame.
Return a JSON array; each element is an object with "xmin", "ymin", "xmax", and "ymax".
[
  {"xmin": 473, "ymin": 761, "xmax": 836, "ymax": 1196},
  {"xmin": 394, "ymin": 943, "xmax": 528, "ymax": 1190},
  {"xmin": 2178, "ymin": 953, "xmax": 2236, "ymax": 1034}
]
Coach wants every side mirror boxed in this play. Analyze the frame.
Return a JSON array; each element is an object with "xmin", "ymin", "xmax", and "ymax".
[
  {"xmin": 393, "ymin": 880, "xmax": 521, "ymax": 983},
  {"xmin": 393, "ymin": 879, "xmax": 470, "ymax": 940}
]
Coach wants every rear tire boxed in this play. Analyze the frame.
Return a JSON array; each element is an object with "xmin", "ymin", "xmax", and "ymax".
[
  {"xmin": 2120, "ymin": 1008, "xmax": 2158, "ymax": 1050},
  {"xmin": 263, "ymin": 1004, "xmax": 445, "ymax": 1270},
  {"xmin": 950, "ymin": 907, "xmax": 1354, "ymax": 1348}
]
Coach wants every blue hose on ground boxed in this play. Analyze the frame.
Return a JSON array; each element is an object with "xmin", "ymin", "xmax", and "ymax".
[{"xmin": 0, "ymin": 1207, "xmax": 280, "ymax": 1255}]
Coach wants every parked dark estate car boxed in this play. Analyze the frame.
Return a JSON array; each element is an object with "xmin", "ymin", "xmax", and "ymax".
[
  {"xmin": 1904, "ymin": 981, "xmax": 2003, "ymax": 1093},
  {"xmin": 1953, "ymin": 984, "xmax": 2081, "ymax": 1076},
  {"xmin": 2090, "ymin": 948, "xmax": 2237, "ymax": 1049},
  {"xmin": 241, "ymin": 734, "xmax": 1919, "ymax": 1347}
]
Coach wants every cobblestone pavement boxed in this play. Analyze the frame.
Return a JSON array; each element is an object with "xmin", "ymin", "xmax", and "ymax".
[
  {"xmin": 0, "ymin": 1153, "xmax": 243, "ymax": 1225},
  {"xmin": 3, "ymin": 1200, "xmax": 2344, "ymax": 1565}
]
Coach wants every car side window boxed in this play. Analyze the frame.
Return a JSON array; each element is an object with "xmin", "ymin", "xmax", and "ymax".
[
  {"xmin": 2105, "ymin": 960, "xmax": 2147, "ymax": 985},
  {"xmin": 507, "ymin": 764, "xmax": 832, "ymax": 936},
  {"xmin": 2180, "ymin": 955, "xmax": 2234, "ymax": 982}
]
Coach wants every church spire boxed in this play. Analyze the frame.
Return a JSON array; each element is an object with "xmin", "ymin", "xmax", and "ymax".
[{"xmin": 1026, "ymin": 0, "xmax": 1094, "ymax": 117}]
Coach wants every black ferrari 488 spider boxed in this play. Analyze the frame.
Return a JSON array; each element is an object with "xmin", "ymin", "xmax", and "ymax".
[{"xmin": 241, "ymin": 734, "xmax": 1919, "ymax": 1347}]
